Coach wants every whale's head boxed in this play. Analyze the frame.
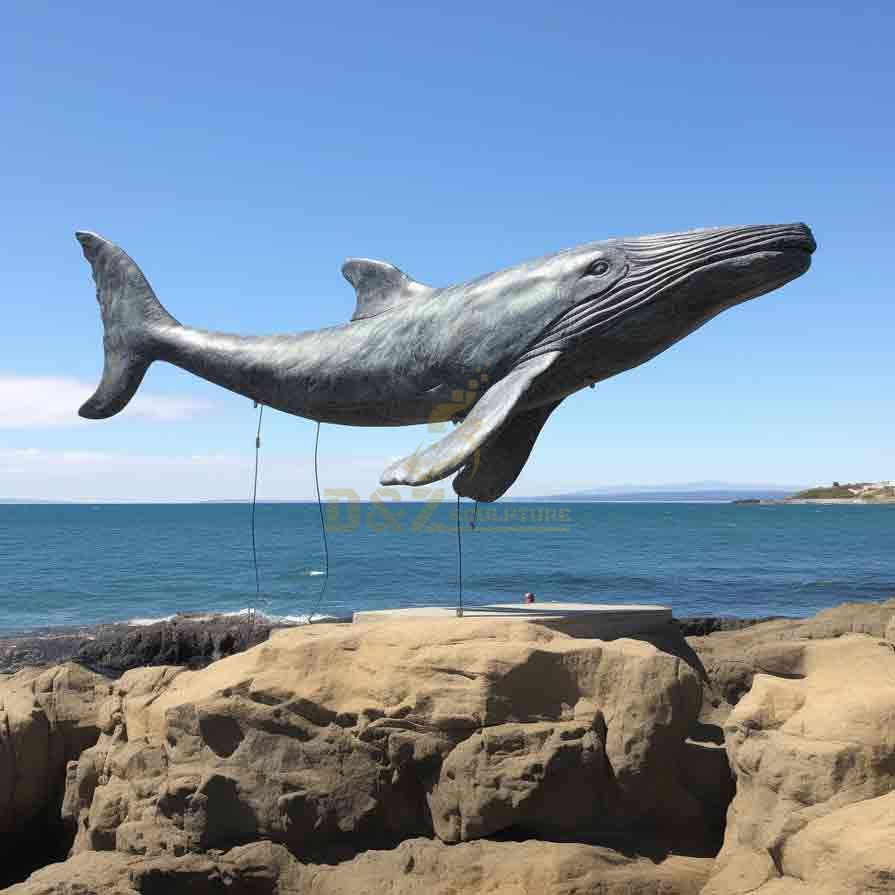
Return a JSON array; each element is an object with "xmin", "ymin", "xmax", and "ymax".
[{"xmin": 523, "ymin": 222, "xmax": 815, "ymax": 380}]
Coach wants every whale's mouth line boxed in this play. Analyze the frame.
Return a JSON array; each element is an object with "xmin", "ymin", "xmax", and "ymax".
[
  {"xmin": 585, "ymin": 244, "xmax": 812, "ymax": 312},
  {"xmin": 520, "ymin": 238, "xmax": 813, "ymax": 362},
  {"xmin": 591, "ymin": 244, "xmax": 812, "ymax": 332}
]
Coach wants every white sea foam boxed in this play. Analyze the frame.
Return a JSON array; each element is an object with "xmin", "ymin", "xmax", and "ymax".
[
  {"xmin": 128, "ymin": 614, "xmax": 176, "ymax": 626},
  {"xmin": 229, "ymin": 607, "xmax": 338, "ymax": 625},
  {"xmin": 277, "ymin": 613, "xmax": 337, "ymax": 625},
  {"xmin": 127, "ymin": 607, "xmax": 338, "ymax": 627}
]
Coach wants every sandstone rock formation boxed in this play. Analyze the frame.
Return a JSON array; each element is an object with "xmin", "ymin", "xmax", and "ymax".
[
  {"xmin": 0, "ymin": 664, "xmax": 109, "ymax": 885},
  {"xmin": 702, "ymin": 634, "xmax": 895, "ymax": 894},
  {"xmin": 686, "ymin": 597, "xmax": 895, "ymax": 725},
  {"xmin": 8, "ymin": 599, "xmax": 895, "ymax": 895},
  {"xmin": 60, "ymin": 618, "xmax": 714, "ymax": 863},
  {"xmin": 4, "ymin": 837, "xmax": 715, "ymax": 895}
]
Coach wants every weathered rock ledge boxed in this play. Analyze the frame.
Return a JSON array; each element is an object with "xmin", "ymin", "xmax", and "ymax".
[
  {"xmin": 687, "ymin": 598, "xmax": 895, "ymax": 894},
  {"xmin": 1, "ymin": 611, "xmax": 787, "ymax": 675},
  {"xmin": 2, "ymin": 598, "xmax": 895, "ymax": 894},
  {"xmin": 3, "ymin": 838, "xmax": 717, "ymax": 895},
  {"xmin": 0, "ymin": 664, "xmax": 108, "ymax": 887}
]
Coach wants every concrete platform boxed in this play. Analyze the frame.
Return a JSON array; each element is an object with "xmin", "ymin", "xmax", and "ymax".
[{"xmin": 352, "ymin": 602, "xmax": 672, "ymax": 639}]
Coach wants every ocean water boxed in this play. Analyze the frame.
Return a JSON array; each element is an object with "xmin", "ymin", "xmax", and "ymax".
[{"xmin": 1, "ymin": 502, "xmax": 894, "ymax": 635}]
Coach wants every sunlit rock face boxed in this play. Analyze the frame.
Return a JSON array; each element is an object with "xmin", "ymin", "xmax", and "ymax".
[
  {"xmin": 702, "ymin": 634, "xmax": 895, "ymax": 895},
  {"xmin": 9, "ymin": 599, "xmax": 895, "ymax": 895},
  {"xmin": 59, "ymin": 618, "xmax": 714, "ymax": 861},
  {"xmin": 3, "ymin": 838, "xmax": 717, "ymax": 895}
]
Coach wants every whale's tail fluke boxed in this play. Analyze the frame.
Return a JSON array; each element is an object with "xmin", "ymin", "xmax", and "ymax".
[{"xmin": 75, "ymin": 232, "xmax": 179, "ymax": 419}]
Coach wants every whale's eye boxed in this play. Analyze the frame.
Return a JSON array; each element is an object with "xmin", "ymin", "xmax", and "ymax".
[{"xmin": 588, "ymin": 260, "xmax": 610, "ymax": 276}]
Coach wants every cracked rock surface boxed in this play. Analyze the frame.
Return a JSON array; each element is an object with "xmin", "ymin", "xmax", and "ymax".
[
  {"xmin": 3, "ymin": 837, "xmax": 716, "ymax": 895},
  {"xmin": 7, "ymin": 599, "xmax": 895, "ymax": 894},
  {"xmin": 700, "ymin": 634, "xmax": 895, "ymax": 894},
  {"xmin": 0, "ymin": 664, "xmax": 108, "ymax": 885},
  {"xmin": 60, "ymin": 619, "xmax": 711, "ymax": 859}
]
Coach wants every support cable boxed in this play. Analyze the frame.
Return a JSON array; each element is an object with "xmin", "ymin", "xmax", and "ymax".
[
  {"xmin": 306, "ymin": 421, "xmax": 329, "ymax": 623},
  {"xmin": 456, "ymin": 492, "xmax": 463, "ymax": 617},
  {"xmin": 247, "ymin": 403, "xmax": 264, "ymax": 640}
]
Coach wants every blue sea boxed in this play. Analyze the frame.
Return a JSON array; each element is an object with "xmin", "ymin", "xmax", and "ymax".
[{"xmin": 1, "ymin": 502, "xmax": 894, "ymax": 635}]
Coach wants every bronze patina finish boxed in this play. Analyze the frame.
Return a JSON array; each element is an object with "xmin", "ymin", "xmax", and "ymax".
[{"xmin": 76, "ymin": 223, "xmax": 815, "ymax": 501}]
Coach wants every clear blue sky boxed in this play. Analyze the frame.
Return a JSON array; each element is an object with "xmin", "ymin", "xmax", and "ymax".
[{"xmin": 1, "ymin": 1, "xmax": 892, "ymax": 500}]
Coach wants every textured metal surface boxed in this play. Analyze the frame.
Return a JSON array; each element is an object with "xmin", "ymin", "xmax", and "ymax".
[{"xmin": 76, "ymin": 223, "xmax": 815, "ymax": 501}]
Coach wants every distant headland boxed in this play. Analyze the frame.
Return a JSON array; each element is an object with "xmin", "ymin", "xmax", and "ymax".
[{"xmin": 735, "ymin": 481, "xmax": 895, "ymax": 505}]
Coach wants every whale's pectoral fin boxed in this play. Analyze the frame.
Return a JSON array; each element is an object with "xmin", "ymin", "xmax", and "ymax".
[
  {"xmin": 381, "ymin": 351, "xmax": 561, "ymax": 489},
  {"xmin": 342, "ymin": 258, "xmax": 437, "ymax": 321},
  {"xmin": 453, "ymin": 399, "xmax": 561, "ymax": 502}
]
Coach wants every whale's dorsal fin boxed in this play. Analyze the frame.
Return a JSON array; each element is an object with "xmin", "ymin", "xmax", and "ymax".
[{"xmin": 342, "ymin": 258, "xmax": 436, "ymax": 321}]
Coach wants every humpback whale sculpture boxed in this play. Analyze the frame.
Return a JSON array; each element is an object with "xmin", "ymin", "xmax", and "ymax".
[{"xmin": 76, "ymin": 223, "xmax": 815, "ymax": 501}]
